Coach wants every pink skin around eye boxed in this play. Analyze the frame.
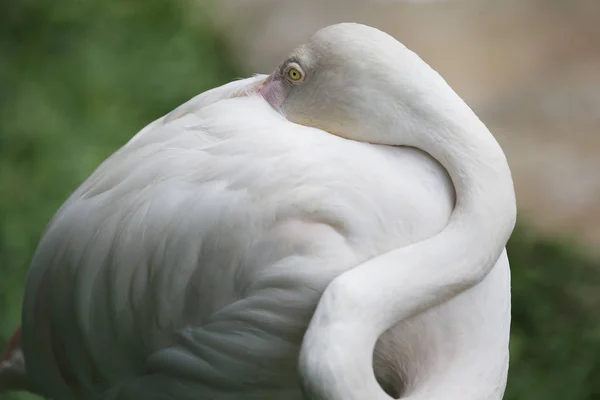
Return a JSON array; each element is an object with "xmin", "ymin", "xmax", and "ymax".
[{"xmin": 258, "ymin": 72, "xmax": 290, "ymax": 112}]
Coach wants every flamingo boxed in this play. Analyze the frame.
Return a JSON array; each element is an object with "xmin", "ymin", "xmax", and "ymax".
[{"xmin": 0, "ymin": 23, "xmax": 516, "ymax": 400}]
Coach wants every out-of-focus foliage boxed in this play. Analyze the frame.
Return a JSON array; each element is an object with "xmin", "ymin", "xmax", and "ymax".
[
  {"xmin": 506, "ymin": 228, "xmax": 600, "ymax": 400},
  {"xmin": 1, "ymin": 1, "xmax": 599, "ymax": 400}
]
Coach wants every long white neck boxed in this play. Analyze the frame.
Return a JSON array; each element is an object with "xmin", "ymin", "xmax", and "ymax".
[{"xmin": 298, "ymin": 71, "xmax": 517, "ymax": 400}]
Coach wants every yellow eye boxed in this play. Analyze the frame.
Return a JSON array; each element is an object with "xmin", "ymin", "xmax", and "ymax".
[{"xmin": 287, "ymin": 67, "xmax": 303, "ymax": 81}]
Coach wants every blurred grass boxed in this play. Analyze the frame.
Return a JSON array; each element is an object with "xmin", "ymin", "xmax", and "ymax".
[
  {"xmin": 1, "ymin": 1, "xmax": 599, "ymax": 400},
  {"xmin": 506, "ymin": 228, "xmax": 600, "ymax": 400}
]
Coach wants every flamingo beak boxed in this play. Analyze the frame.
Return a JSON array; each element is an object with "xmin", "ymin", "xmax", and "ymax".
[
  {"xmin": 258, "ymin": 73, "xmax": 274, "ymax": 97},
  {"xmin": 258, "ymin": 71, "xmax": 289, "ymax": 114}
]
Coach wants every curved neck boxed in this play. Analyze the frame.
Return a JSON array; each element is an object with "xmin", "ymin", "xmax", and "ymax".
[{"xmin": 299, "ymin": 91, "xmax": 516, "ymax": 400}]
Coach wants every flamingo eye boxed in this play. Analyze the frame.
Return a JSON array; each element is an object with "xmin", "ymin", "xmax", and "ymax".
[{"xmin": 285, "ymin": 64, "xmax": 305, "ymax": 83}]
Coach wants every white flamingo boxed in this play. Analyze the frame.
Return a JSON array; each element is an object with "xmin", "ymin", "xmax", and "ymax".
[{"xmin": 0, "ymin": 23, "xmax": 516, "ymax": 400}]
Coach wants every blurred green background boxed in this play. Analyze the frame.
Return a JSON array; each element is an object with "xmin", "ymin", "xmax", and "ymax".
[{"xmin": 1, "ymin": 0, "xmax": 599, "ymax": 399}]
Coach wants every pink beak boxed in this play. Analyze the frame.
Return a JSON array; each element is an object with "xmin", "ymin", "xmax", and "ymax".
[
  {"xmin": 258, "ymin": 73, "xmax": 274, "ymax": 97},
  {"xmin": 258, "ymin": 72, "xmax": 288, "ymax": 112}
]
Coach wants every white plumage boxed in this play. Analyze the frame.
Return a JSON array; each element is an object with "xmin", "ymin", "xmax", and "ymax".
[{"xmin": 1, "ymin": 23, "xmax": 515, "ymax": 400}]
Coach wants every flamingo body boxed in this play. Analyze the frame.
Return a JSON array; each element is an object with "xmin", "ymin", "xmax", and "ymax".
[
  {"xmin": 20, "ymin": 89, "xmax": 510, "ymax": 400},
  {"xmin": 0, "ymin": 22, "xmax": 516, "ymax": 400}
]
